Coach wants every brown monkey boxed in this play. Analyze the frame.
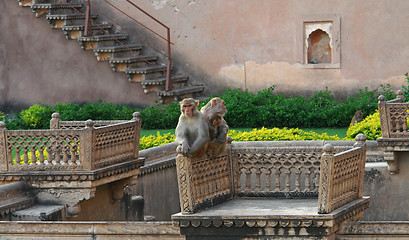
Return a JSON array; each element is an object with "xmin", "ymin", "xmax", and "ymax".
[
  {"xmin": 201, "ymin": 97, "xmax": 229, "ymax": 156},
  {"xmin": 206, "ymin": 114, "xmax": 222, "ymax": 156},
  {"xmin": 175, "ymin": 98, "xmax": 209, "ymax": 157},
  {"xmin": 350, "ymin": 110, "xmax": 364, "ymax": 126}
]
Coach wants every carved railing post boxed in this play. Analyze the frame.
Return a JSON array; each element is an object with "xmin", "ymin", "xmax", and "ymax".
[
  {"xmin": 0, "ymin": 122, "xmax": 8, "ymax": 171},
  {"xmin": 80, "ymin": 120, "xmax": 95, "ymax": 171},
  {"xmin": 318, "ymin": 143, "xmax": 335, "ymax": 214},
  {"xmin": 50, "ymin": 113, "xmax": 60, "ymax": 129},
  {"xmin": 397, "ymin": 89, "xmax": 405, "ymax": 101},
  {"xmin": 132, "ymin": 112, "xmax": 142, "ymax": 159},
  {"xmin": 378, "ymin": 95, "xmax": 390, "ymax": 138},
  {"xmin": 175, "ymin": 154, "xmax": 195, "ymax": 214},
  {"xmin": 354, "ymin": 133, "xmax": 367, "ymax": 198}
]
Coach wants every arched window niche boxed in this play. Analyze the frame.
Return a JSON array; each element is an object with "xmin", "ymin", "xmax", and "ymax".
[
  {"xmin": 307, "ymin": 29, "xmax": 331, "ymax": 64},
  {"xmin": 298, "ymin": 15, "xmax": 340, "ymax": 69}
]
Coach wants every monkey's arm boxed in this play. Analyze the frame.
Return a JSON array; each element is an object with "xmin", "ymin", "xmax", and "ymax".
[
  {"xmin": 175, "ymin": 120, "xmax": 190, "ymax": 155},
  {"xmin": 216, "ymin": 121, "xmax": 229, "ymax": 144},
  {"xmin": 189, "ymin": 120, "xmax": 210, "ymax": 156}
]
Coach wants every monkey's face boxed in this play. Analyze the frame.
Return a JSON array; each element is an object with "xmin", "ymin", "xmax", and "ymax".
[{"xmin": 182, "ymin": 103, "xmax": 195, "ymax": 117}]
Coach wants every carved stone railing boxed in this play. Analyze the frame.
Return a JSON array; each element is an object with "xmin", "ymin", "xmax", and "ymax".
[
  {"xmin": 50, "ymin": 112, "xmax": 130, "ymax": 130},
  {"xmin": 176, "ymin": 153, "xmax": 232, "ymax": 214},
  {"xmin": 318, "ymin": 136, "xmax": 366, "ymax": 213},
  {"xmin": 173, "ymin": 135, "xmax": 369, "ymax": 239},
  {"xmin": 175, "ymin": 134, "xmax": 368, "ymax": 214},
  {"xmin": 232, "ymin": 146, "xmax": 321, "ymax": 198},
  {"xmin": 0, "ymin": 112, "xmax": 143, "ymax": 184},
  {"xmin": 378, "ymin": 90, "xmax": 409, "ymax": 174}
]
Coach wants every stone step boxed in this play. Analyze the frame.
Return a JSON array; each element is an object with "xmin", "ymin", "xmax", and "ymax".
[
  {"xmin": 141, "ymin": 74, "xmax": 189, "ymax": 94},
  {"xmin": 46, "ymin": 13, "xmax": 98, "ymax": 28},
  {"xmin": 12, "ymin": 204, "xmax": 65, "ymax": 221},
  {"xmin": 126, "ymin": 65, "xmax": 167, "ymax": 83},
  {"xmin": 157, "ymin": 85, "xmax": 205, "ymax": 103},
  {"xmin": 32, "ymin": 3, "xmax": 82, "ymax": 17},
  {"xmin": 0, "ymin": 182, "xmax": 35, "ymax": 219},
  {"xmin": 62, "ymin": 23, "xmax": 113, "ymax": 40},
  {"xmin": 78, "ymin": 33, "xmax": 129, "ymax": 50},
  {"xmin": 110, "ymin": 55, "xmax": 158, "ymax": 72},
  {"xmin": 93, "ymin": 44, "xmax": 143, "ymax": 61}
]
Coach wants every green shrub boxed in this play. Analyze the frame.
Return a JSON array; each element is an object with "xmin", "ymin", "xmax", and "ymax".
[
  {"xmin": 346, "ymin": 111, "xmax": 381, "ymax": 140},
  {"xmin": 229, "ymin": 127, "xmax": 340, "ymax": 141},
  {"xmin": 20, "ymin": 103, "xmax": 53, "ymax": 129},
  {"xmin": 139, "ymin": 127, "xmax": 341, "ymax": 150},
  {"xmin": 2, "ymin": 84, "xmax": 399, "ymax": 130},
  {"xmin": 139, "ymin": 132, "xmax": 175, "ymax": 150}
]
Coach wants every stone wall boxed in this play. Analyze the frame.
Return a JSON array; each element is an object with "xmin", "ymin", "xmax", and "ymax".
[
  {"xmin": 0, "ymin": 1, "xmax": 157, "ymax": 112},
  {"xmin": 93, "ymin": 0, "xmax": 409, "ymax": 99},
  {"xmin": 2, "ymin": 0, "xmax": 409, "ymax": 110}
]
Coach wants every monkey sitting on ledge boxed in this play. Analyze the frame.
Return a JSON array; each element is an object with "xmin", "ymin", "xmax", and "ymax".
[
  {"xmin": 201, "ymin": 97, "xmax": 229, "ymax": 157},
  {"xmin": 175, "ymin": 98, "xmax": 209, "ymax": 157},
  {"xmin": 350, "ymin": 110, "xmax": 364, "ymax": 126}
]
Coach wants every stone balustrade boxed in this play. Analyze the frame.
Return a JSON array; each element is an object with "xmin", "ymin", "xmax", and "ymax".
[
  {"xmin": 378, "ymin": 90, "xmax": 409, "ymax": 174},
  {"xmin": 173, "ymin": 134, "xmax": 369, "ymax": 239},
  {"xmin": 0, "ymin": 112, "xmax": 143, "ymax": 186},
  {"xmin": 175, "ymin": 135, "xmax": 367, "ymax": 215}
]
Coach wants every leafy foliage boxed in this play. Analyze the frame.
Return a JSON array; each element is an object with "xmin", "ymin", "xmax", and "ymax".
[
  {"xmin": 1, "ymin": 84, "xmax": 400, "ymax": 130},
  {"xmin": 346, "ymin": 111, "xmax": 381, "ymax": 140},
  {"xmin": 140, "ymin": 132, "xmax": 175, "ymax": 150},
  {"xmin": 139, "ymin": 127, "xmax": 341, "ymax": 150}
]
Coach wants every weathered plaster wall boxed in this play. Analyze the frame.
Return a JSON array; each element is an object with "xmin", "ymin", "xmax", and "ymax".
[
  {"xmin": 362, "ymin": 154, "xmax": 409, "ymax": 221},
  {"xmin": 0, "ymin": 1, "xmax": 157, "ymax": 112},
  {"xmin": 102, "ymin": 0, "xmax": 409, "ymax": 98},
  {"xmin": 1, "ymin": 0, "xmax": 409, "ymax": 110}
]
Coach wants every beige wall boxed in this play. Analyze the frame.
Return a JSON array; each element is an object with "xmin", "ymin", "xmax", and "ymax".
[
  {"xmin": 1, "ymin": 0, "xmax": 409, "ymax": 110},
  {"xmin": 0, "ymin": 1, "xmax": 157, "ymax": 112},
  {"xmin": 115, "ymin": 0, "xmax": 409, "ymax": 98}
]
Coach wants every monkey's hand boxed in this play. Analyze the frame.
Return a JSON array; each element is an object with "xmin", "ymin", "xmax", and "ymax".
[{"xmin": 176, "ymin": 141, "xmax": 190, "ymax": 156}]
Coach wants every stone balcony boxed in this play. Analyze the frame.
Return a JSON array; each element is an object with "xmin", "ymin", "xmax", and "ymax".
[
  {"xmin": 172, "ymin": 135, "xmax": 370, "ymax": 240},
  {"xmin": 377, "ymin": 90, "xmax": 409, "ymax": 174},
  {"xmin": 0, "ymin": 112, "xmax": 144, "ymax": 208}
]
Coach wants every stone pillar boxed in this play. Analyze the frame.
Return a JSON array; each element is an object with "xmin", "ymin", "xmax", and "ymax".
[
  {"xmin": 318, "ymin": 143, "xmax": 335, "ymax": 214},
  {"xmin": 0, "ymin": 122, "xmax": 7, "ymax": 171},
  {"xmin": 132, "ymin": 112, "xmax": 141, "ymax": 159},
  {"xmin": 80, "ymin": 120, "xmax": 95, "ymax": 171}
]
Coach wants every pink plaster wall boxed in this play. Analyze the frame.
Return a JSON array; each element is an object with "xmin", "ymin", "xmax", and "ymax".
[
  {"xmin": 0, "ymin": 1, "xmax": 157, "ymax": 111},
  {"xmin": 1, "ymin": 0, "xmax": 409, "ymax": 110},
  {"xmin": 119, "ymin": 0, "xmax": 409, "ymax": 98}
]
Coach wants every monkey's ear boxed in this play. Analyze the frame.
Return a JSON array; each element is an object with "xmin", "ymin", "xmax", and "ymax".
[
  {"xmin": 212, "ymin": 98, "xmax": 218, "ymax": 106},
  {"xmin": 195, "ymin": 100, "xmax": 199, "ymax": 107}
]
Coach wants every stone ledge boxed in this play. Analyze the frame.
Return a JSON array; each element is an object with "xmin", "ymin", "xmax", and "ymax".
[{"xmin": 172, "ymin": 198, "xmax": 369, "ymax": 239}]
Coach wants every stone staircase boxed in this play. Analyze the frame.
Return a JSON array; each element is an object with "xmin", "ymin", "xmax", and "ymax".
[{"xmin": 17, "ymin": 0, "xmax": 204, "ymax": 103}]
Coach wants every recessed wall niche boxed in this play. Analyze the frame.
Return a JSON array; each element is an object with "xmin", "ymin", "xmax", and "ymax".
[{"xmin": 298, "ymin": 15, "xmax": 340, "ymax": 68}]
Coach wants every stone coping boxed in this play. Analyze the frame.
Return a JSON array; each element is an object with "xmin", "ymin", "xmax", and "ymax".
[
  {"xmin": 172, "ymin": 197, "xmax": 370, "ymax": 228},
  {"xmin": 340, "ymin": 221, "xmax": 409, "ymax": 236},
  {"xmin": 0, "ymin": 221, "xmax": 182, "ymax": 239}
]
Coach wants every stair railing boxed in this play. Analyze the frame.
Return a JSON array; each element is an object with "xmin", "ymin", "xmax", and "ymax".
[{"xmin": 84, "ymin": 0, "xmax": 173, "ymax": 91}]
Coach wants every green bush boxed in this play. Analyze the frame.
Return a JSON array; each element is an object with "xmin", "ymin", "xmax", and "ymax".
[
  {"xmin": 2, "ymin": 84, "xmax": 398, "ymax": 130},
  {"xmin": 139, "ymin": 127, "xmax": 341, "ymax": 150},
  {"xmin": 229, "ymin": 127, "xmax": 340, "ymax": 141},
  {"xmin": 140, "ymin": 132, "xmax": 175, "ymax": 150},
  {"xmin": 20, "ymin": 103, "xmax": 53, "ymax": 129},
  {"xmin": 346, "ymin": 111, "xmax": 381, "ymax": 140}
]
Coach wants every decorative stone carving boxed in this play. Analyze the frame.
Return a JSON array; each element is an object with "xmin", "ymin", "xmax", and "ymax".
[
  {"xmin": 173, "ymin": 134, "xmax": 369, "ymax": 239},
  {"xmin": 377, "ymin": 90, "xmax": 409, "ymax": 174}
]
